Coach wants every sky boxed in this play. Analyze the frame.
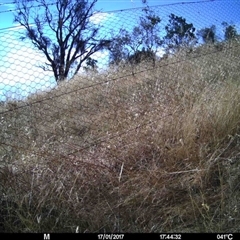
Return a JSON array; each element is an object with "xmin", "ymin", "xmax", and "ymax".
[{"xmin": 0, "ymin": 0, "xmax": 240, "ymax": 101}]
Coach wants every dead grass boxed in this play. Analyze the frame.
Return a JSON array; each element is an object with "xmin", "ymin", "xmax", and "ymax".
[{"xmin": 1, "ymin": 39, "xmax": 240, "ymax": 232}]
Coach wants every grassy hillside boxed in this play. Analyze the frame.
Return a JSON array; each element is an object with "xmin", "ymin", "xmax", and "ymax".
[{"xmin": 0, "ymin": 39, "xmax": 240, "ymax": 232}]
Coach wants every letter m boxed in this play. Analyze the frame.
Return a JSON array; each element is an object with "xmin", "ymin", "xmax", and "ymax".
[{"xmin": 44, "ymin": 234, "xmax": 50, "ymax": 240}]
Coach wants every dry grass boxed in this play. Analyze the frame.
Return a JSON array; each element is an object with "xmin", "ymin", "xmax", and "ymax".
[{"xmin": 1, "ymin": 39, "xmax": 240, "ymax": 232}]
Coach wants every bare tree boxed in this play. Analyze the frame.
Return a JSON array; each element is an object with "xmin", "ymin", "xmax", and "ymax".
[{"xmin": 14, "ymin": 0, "xmax": 110, "ymax": 83}]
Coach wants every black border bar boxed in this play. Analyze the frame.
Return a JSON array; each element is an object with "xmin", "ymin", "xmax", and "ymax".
[{"xmin": 0, "ymin": 233, "xmax": 238, "ymax": 240}]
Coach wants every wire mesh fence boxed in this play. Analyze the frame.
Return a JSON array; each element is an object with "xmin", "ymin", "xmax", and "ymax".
[
  {"xmin": 0, "ymin": 0, "xmax": 240, "ymax": 232},
  {"xmin": 1, "ymin": 0, "xmax": 239, "ymax": 156}
]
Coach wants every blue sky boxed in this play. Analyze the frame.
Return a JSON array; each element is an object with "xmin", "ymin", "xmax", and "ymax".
[
  {"xmin": 0, "ymin": 0, "xmax": 176, "ymax": 30},
  {"xmin": 0, "ymin": 0, "xmax": 240, "ymax": 101}
]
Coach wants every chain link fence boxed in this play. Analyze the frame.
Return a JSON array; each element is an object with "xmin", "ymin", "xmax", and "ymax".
[{"xmin": 0, "ymin": 0, "xmax": 240, "ymax": 232}]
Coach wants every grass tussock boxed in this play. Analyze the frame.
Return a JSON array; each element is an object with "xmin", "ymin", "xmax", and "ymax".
[{"xmin": 1, "ymin": 39, "xmax": 240, "ymax": 232}]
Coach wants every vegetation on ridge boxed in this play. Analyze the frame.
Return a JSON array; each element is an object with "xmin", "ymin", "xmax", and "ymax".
[{"xmin": 0, "ymin": 39, "xmax": 240, "ymax": 232}]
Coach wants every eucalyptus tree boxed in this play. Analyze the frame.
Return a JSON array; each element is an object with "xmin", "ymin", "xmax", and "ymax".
[
  {"xmin": 14, "ymin": 0, "xmax": 110, "ymax": 83},
  {"xmin": 164, "ymin": 13, "xmax": 196, "ymax": 53}
]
